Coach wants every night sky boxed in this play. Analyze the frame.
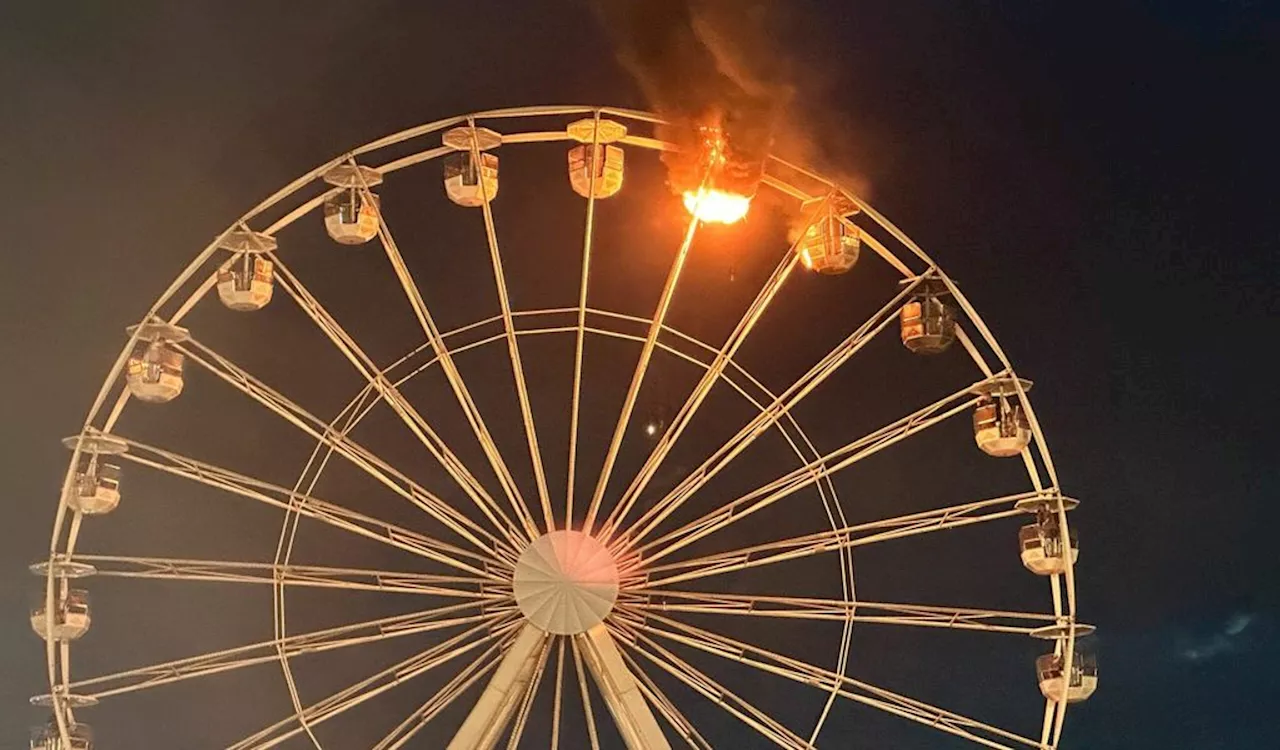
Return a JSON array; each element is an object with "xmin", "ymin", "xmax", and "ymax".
[{"xmin": 2, "ymin": 1, "xmax": 1277, "ymax": 748}]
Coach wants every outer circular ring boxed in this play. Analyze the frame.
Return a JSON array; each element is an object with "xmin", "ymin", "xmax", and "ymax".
[{"xmin": 43, "ymin": 105, "xmax": 1080, "ymax": 748}]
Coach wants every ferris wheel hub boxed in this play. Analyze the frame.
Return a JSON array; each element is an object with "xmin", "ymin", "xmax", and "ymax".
[{"xmin": 512, "ymin": 530, "xmax": 619, "ymax": 635}]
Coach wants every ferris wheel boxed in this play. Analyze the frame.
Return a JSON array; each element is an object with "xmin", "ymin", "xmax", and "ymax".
[{"xmin": 32, "ymin": 105, "xmax": 1095, "ymax": 749}]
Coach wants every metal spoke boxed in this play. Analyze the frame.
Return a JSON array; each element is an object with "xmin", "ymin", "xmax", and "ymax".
[
  {"xmin": 611, "ymin": 621, "xmax": 810, "ymax": 749},
  {"xmin": 466, "ymin": 119, "xmax": 556, "ymax": 535},
  {"xmin": 637, "ymin": 491, "xmax": 1042, "ymax": 589},
  {"xmin": 626, "ymin": 591, "xmax": 1064, "ymax": 636},
  {"xmin": 69, "ymin": 601, "xmax": 501, "ymax": 700},
  {"xmin": 620, "ymin": 649, "xmax": 713, "ymax": 750},
  {"xmin": 571, "ymin": 638, "xmax": 603, "ymax": 750},
  {"xmin": 637, "ymin": 612, "xmax": 1041, "ymax": 749},
  {"xmin": 843, "ymin": 220, "xmax": 917, "ymax": 276},
  {"xmin": 565, "ymin": 111, "xmax": 604, "ymax": 530},
  {"xmin": 622, "ymin": 276, "xmax": 927, "ymax": 548},
  {"xmin": 635, "ymin": 376, "xmax": 995, "ymax": 567},
  {"xmin": 600, "ymin": 249, "xmax": 800, "ymax": 544},
  {"xmin": 600, "ymin": 197, "xmax": 840, "ymax": 543},
  {"xmin": 270, "ymin": 255, "xmax": 526, "ymax": 549},
  {"xmin": 372, "ymin": 640, "xmax": 510, "ymax": 750},
  {"xmin": 76, "ymin": 555, "xmax": 504, "ymax": 598},
  {"xmin": 174, "ymin": 338, "xmax": 506, "ymax": 557},
  {"xmin": 112, "ymin": 437, "xmax": 503, "ymax": 578},
  {"xmin": 228, "ymin": 613, "xmax": 519, "ymax": 750},
  {"xmin": 582, "ymin": 174, "xmax": 709, "ymax": 535},
  {"xmin": 357, "ymin": 165, "xmax": 540, "ymax": 540},
  {"xmin": 551, "ymin": 637, "xmax": 566, "ymax": 750}
]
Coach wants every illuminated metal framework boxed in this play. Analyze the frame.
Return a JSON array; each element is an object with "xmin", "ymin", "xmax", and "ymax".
[{"xmin": 35, "ymin": 106, "xmax": 1090, "ymax": 749}]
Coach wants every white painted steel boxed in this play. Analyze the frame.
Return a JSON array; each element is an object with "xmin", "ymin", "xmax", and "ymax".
[
  {"xmin": 578, "ymin": 624, "xmax": 672, "ymax": 750},
  {"xmin": 514, "ymin": 531, "xmax": 619, "ymax": 636},
  {"xmin": 38, "ymin": 105, "xmax": 1085, "ymax": 750},
  {"xmin": 448, "ymin": 622, "xmax": 549, "ymax": 750}
]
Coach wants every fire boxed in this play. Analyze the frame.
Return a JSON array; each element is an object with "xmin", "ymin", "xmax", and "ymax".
[{"xmin": 683, "ymin": 187, "xmax": 751, "ymax": 224}]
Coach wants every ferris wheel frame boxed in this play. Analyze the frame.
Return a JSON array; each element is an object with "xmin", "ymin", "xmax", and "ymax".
[{"xmin": 38, "ymin": 104, "xmax": 1088, "ymax": 750}]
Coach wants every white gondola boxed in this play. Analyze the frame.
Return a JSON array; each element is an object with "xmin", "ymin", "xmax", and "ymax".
[
  {"xmin": 216, "ymin": 255, "xmax": 274, "ymax": 311},
  {"xmin": 900, "ymin": 278, "xmax": 957, "ymax": 354},
  {"xmin": 30, "ymin": 588, "xmax": 91, "ymax": 642},
  {"xmin": 1019, "ymin": 516, "xmax": 1080, "ymax": 575},
  {"xmin": 970, "ymin": 377, "xmax": 1033, "ymax": 457},
  {"xmin": 123, "ymin": 323, "xmax": 189, "ymax": 403},
  {"xmin": 322, "ymin": 163, "xmax": 383, "ymax": 244},
  {"xmin": 216, "ymin": 230, "xmax": 275, "ymax": 311},
  {"xmin": 1037, "ymin": 651, "xmax": 1098, "ymax": 703},
  {"xmin": 442, "ymin": 126, "xmax": 502, "ymax": 207},
  {"xmin": 30, "ymin": 721, "xmax": 93, "ymax": 750},
  {"xmin": 60, "ymin": 432, "xmax": 128, "ymax": 515},
  {"xmin": 65, "ymin": 462, "xmax": 121, "ymax": 515},
  {"xmin": 796, "ymin": 195, "xmax": 860, "ymax": 275},
  {"xmin": 567, "ymin": 117, "xmax": 627, "ymax": 198}
]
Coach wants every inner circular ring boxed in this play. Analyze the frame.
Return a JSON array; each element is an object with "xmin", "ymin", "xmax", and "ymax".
[{"xmin": 274, "ymin": 309, "xmax": 852, "ymax": 743}]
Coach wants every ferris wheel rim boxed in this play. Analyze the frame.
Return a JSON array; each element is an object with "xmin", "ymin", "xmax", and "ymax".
[{"xmin": 40, "ymin": 104, "xmax": 1082, "ymax": 749}]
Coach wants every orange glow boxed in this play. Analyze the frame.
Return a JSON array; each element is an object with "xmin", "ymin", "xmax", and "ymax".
[{"xmin": 683, "ymin": 187, "xmax": 751, "ymax": 224}]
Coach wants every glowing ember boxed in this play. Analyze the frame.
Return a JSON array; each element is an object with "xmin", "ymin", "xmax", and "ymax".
[{"xmin": 683, "ymin": 187, "xmax": 751, "ymax": 224}]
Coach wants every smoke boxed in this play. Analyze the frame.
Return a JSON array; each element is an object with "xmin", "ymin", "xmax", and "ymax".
[
  {"xmin": 1180, "ymin": 612, "xmax": 1257, "ymax": 662},
  {"xmin": 594, "ymin": 0, "xmax": 792, "ymax": 194},
  {"xmin": 595, "ymin": 0, "xmax": 870, "ymax": 227}
]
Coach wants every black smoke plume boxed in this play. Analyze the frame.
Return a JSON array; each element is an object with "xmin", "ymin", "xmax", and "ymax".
[{"xmin": 595, "ymin": 0, "xmax": 794, "ymax": 196}]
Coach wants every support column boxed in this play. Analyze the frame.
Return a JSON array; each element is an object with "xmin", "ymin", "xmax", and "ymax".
[
  {"xmin": 447, "ymin": 621, "xmax": 548, "ymax": 750},
  {"xmin": 577, "ymin": 623, "xmax": 672, "ymax": 750}
]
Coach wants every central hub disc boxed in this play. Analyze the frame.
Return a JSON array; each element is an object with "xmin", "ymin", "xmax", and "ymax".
[{"xmin": 513, "ymin": 530, "xmax": 619, "ymax": 635}]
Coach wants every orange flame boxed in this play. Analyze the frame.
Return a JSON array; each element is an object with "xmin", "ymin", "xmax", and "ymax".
[{"xmin": 683, "ymin": 187, "xmax": 751, "ymax": 224}]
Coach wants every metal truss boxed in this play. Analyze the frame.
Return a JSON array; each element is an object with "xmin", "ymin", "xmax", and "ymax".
[{"xmin": 37, "ymin": 106, "xmax": 1085, "ymax": 750}]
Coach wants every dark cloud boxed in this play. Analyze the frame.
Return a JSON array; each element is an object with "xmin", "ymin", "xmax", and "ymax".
[{"xmin": 1180, "ymin": 612, "xmax": 1257, "ymax": 662}]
